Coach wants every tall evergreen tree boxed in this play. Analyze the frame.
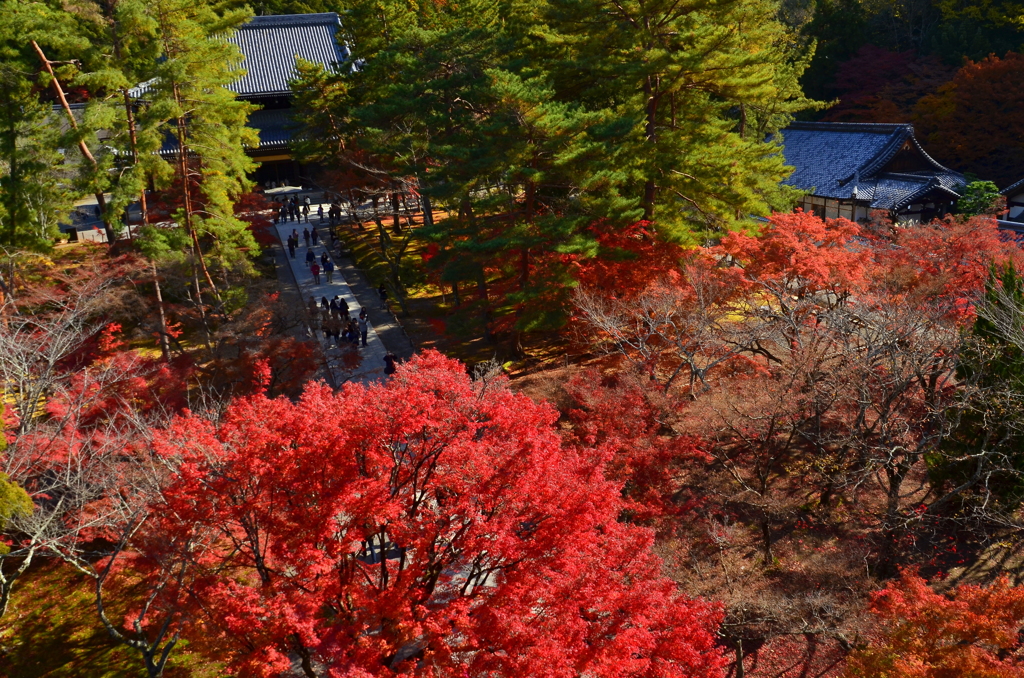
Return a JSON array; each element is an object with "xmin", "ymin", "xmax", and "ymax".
[
  {"xmin": 544, "ymin": 0, "xmax": 815, "ymax": 238},
  {"xmin": 0, "ymin": 2, "xmax": 78, "ymax": 250},
  {"xmin": 139, "ymin": 0, "xmax": 258, "ymax": 311}
]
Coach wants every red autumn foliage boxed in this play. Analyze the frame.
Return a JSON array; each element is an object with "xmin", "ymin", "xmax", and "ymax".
[
  {"xmin": 234, "ymin": 191, "xmax": 277, "ymax": 248},
  {"xmin": 574, "ymin": 220, "xmax": 687, "ymax": 296},
  {"xmin": 868, "ymin": 213, "xmax": 1024, "ymax": 321},
  {"xmin": 150, "ymin": 350, "xmax": 726, "ymax": 678},
  {"xmin": 564, "ymin": 369, "xmax": 710, "ymax": 526},
  {"xmin": 823, "ymin": 46, "xmax": 953, "ymax": 124},
  {"xmin": 845, "ymin": 573, "xmax": 1024, "ymax": 678},
  {"xmin": 915, "ymin": 51, "xmax": 1024, "ymax": 187},
  {"xmin": 715, "ymin": 210, "xmax": 870, "ymax": 298}
]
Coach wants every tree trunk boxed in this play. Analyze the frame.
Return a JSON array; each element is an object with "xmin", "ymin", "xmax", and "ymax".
[
  {"xmin": 173, "ymin": 99, "xmax": 222, "ymax": 308},
  {"xmin": 391, "ymin": 192, "xmax": 402, "ymax": 234},
  {"xmin": 152, "ymin": 261, "xmax": 171, "ymax": 362},
  {"xmin": 642, "ymin": 78, "xmax": 660, "ymax": 222},
  {"xmin": 31, "ymin": 41, "xmax": 115, "ymax": 244},
  {"xmin": 421, "ymin": 193, "xmax": 434, "ymax": 228}
]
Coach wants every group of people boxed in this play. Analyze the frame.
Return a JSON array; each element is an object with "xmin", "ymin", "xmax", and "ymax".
[
  {"xmin": 286, "ymin": 228, "xmax": 338, "ymax": 286},
  {"xmin": 280, "ymin": 193, "xmax": 401, "ymax": 378},
  {"xmin": 276, "ymin": 195, "xmax": 312, "ymax": 223},
  {"xmin": 309, "ymin": 295, "xmax": 368, "ymax": 348}
]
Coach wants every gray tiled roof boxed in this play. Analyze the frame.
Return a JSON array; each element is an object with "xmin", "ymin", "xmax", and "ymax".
[
  {"xmin": 1003, "ymin": 177, "xmax": 1024, "ymax": 196},
  {"xmin": 157, "ymin": 107, "xmax": 300, "ymax": 156},
  {"xmin": 780, "ymin": 121, "xmax": 965, "ymax": 209},
  {"xmin": 132, "ymin": 13, "xmax": 347, "ymax": 99},
  {"xmin": 230, "ymin": 14, "xmax": 348, "ymax": 97},
  {"xmin": 246, "ymin": 107, "xmax": 298, "ymax": 149},
  {"xmin": 860, "ymin": 174, "xmax": 960, "ymax": 210}
]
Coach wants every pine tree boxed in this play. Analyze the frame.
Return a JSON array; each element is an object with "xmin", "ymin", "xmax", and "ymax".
[
  {"xmin": 939, "ymin": 264, "xmax": 1024, "ymax": 504},
  {"xmin": 0, "ymin": 2, "xmax": 78, "ymax": 250},
  {"xmin": 139, "ymin": 0, "xmax": 258, "ymax": 310},
  {"xmin": 544, "ymin": 0, "xmax": 817, "ymax": 239}
]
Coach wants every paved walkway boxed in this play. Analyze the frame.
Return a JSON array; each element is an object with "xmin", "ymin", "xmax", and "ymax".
[{"xmin": 272, "ymin": 215, "xmax": 390, "ymax": 385}]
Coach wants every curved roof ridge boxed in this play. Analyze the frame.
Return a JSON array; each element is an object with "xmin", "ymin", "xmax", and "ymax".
[
  {"xmin": 904, "ymin": 132, "xmax": 962, "ymax": 176},
  {"xmin": 1003, "ymin": 177, "xmax": 1024, "ymax": 195},
  {"xmin": 848, "ymin": 126, "xmax": 912, "ymax": 181}
]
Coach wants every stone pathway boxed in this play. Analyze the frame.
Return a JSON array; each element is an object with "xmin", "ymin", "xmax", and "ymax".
[{"xmin": 272, "ymin": 215, "xmax": 390, "ymax": 385}]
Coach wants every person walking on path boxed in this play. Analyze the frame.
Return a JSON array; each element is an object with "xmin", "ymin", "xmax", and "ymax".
[
  {"xmin": 358, "ymin": 315, "xmax": 368, "ymax": 347},
  {"xmin": 320, "ymin": 252, "xmax": 329, "ymax": 268},
  {"xmin": 303, "ymin": 228, "xmax": 310, "ymax": 247},
  {"xmin": 311, "ymin": 262, "xmax": 321, "ymax": 285},
  {"xmin": 317, "ymin": 205, "xmax": 324, "ymax": 222},
  {"xmin": 305, "ymin": 249, "xmax": 315, "ymax": 268},
  {"xmin": 311, "ymin": 228, "xmax": 319, "ymax": 246},
  {"xmin": 302, "ymin": 203, "xmax": 310, "ymax": 223},
  {"xmin": 324, "ymin": 259, "xmax": 334, "ymax": 283},
  {"xmin": 384, "ymin": 352, "xmax": 397, "ymax": 376},
  {"xmin": 378, "ymin": 284, "xmax": 388, "ymax": 310},
  {"xmin": 287, "ymin": 235, "xmax": 296, "ymax": 258}
]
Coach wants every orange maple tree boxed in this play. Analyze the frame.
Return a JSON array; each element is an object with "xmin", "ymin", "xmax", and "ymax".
[{"xmin": 845, "ymin": 573, "xmax": 1024, "ymax": 678}]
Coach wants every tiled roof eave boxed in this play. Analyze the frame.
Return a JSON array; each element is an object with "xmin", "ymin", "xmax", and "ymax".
[
  {"xmin": 1003, "ymin": 177, "xmax": 1024, "ymax": 195},
  {"xmin": 886, "ymin": 181, "xmax": 961, "ymax": 211}
]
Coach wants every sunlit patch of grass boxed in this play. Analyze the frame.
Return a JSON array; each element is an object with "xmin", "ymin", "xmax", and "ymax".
[{"xmin": 0, "ymin": 561, "xmax": 224, "ymax": 677}]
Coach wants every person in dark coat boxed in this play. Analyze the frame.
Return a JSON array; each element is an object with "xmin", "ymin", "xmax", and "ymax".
[
  {"xmin": 287, "ymin": 235, "xmax": 296, "ymax": 258},
  {"xmin": 303, "ymin": 228, "xmax": 310, "ymax": 247},
  {"xmin": 311, "ymin": 228, "xmax": 319, "ymax": 246},
  {"xmin": 378, "ymin": 284, "xmax": 388, "ymax": 310},
  {"xmin": 384, "ymin": 352, "xmax": 397, "ymax": 376},
  {"xmin": 306, "ymin": 249, "xmax": 316, "ymax": 268},
  {"xmin": 324, "ymin": 259, "xmax": 335, "ymax": 283}
]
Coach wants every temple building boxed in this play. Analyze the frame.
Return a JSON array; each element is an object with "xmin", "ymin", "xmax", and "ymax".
[
  {"xmin": 779, "ymin": 121, "xmax": 966, "ymax": 223},
  {"xmin": 134, "ymin": 12, "xmax": 348, "ymax": 186},
  {"xmin": 1002, "ymin": 177, "xmax": 1024, "ymax": 231},
  {"xmin": 228, "ymin": 13, "xmax": 348, "ymax": 186}
]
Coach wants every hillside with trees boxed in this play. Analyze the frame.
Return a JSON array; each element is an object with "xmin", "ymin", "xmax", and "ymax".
[{"xmin": 3, "ymin": 0, "xmax": 1024, "ymax": 676}]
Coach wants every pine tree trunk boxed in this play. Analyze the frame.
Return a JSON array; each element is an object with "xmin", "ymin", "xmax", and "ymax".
[
  {"xmin": 32, "ymin": 41, "xmax": 115, "ymax": 244},
  {"xmin": 642, "ymin": 78, "xmax": 659, "ymax": 222},
  {"xmin": 173, "ymin": 96, "xmax": 222, "ymax": 308},
  {"xmin": 152, "ymin": 261, "xmax": 171, "ymax": 362},
  {"xmin": 421, "ymin": 193, "xmax": 433, "ymax": 228}
]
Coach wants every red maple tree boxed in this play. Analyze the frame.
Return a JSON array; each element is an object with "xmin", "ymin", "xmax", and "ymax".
[{"xmin": 148, "ymin": 350, "xmax": 726, "ymax": 678}]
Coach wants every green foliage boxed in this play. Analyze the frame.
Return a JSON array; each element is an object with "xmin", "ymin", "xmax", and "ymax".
[
  {"xmin": 0, "ymin": 473, "xmax": 31, "ymax": 554},
  {"xmin": 938, "ymin": 264, "xmax": 1024, "ymax": 503},
  {"xmin": 290, "ymin": 0, "xmax": 820, "ymax": 338},
  {"xmin": 958, "ymin": 179, "xmax": 1004, "ymax": 216},
  {"xmin": 0, "ymin": 3, "xmax": 78, "ymax": 250}
]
